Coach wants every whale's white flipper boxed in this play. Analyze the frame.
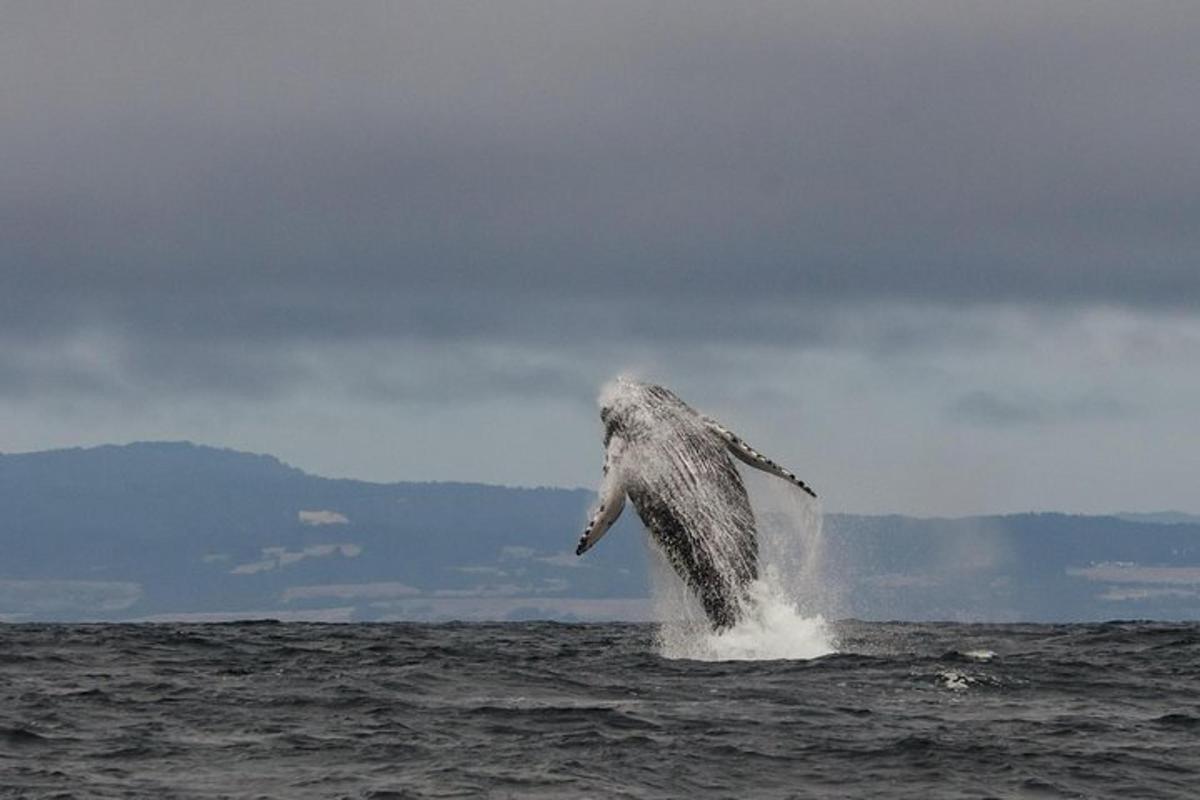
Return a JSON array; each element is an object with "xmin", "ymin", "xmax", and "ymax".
[
  {"xmin": 576, "ymin": 462, "xmax": 627, "ymax": 556},
  {"xmin": 702, "ymin": 416, "xmax": 817, "ymax": 498}
]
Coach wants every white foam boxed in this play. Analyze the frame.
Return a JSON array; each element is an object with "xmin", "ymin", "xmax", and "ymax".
[
  {"xmin": 656, "ymin": 576, "xmax": 836, "ymax": 661},
  {"xmin": 651, "ymin": 476, "xmax": 838, "ymax": 662},
  {"xmin": 938, "ymin": 669, "xmax": 973, "ymax": 691}
]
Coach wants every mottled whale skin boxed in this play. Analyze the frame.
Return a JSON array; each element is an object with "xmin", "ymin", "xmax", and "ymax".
[{"xmin": 575, "ymin": 378, "xmax": 815, "ymax": 630}]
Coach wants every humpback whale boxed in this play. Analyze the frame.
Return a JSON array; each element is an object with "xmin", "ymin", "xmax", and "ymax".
[{"xmin": 575, "ymin": 378, "xmax": 816, "ymax": 630}]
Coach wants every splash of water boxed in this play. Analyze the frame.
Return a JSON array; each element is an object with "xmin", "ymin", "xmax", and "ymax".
[{"xmin": 652, "ymin": 463, "xmax": 838, "ymax": 661}]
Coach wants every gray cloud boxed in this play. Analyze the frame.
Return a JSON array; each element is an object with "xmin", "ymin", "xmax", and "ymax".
[
  {"xmin": 948, "ymin": 391, "xmax": 1048, "ymax": 427},
  {"xmin": 947, "ymin": 388, "xmax": 1135, "ymax": 428},
  {"xmin": 4, "ymin": 3, "xmax": 1199, "ymax": 367}
]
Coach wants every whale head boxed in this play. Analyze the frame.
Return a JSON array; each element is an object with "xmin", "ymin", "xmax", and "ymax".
[{"xmin": 598, "ymin": 376, "xmax": 691, "ymax": 445}]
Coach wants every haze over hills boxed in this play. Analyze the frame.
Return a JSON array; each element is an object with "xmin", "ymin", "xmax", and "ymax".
[{"xmin": 2, "ymin": 442, "xmax": 1199, "ymax": 623}]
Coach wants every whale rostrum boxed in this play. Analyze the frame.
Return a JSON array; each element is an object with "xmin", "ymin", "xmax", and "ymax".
[{"xmin": 575, "ymin": 378, "xmax": 816, "ymax": 630}]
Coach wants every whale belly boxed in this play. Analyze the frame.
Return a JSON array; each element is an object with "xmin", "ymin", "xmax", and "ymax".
[{"xmin": 626, "ymin": 452, "xmax": 758, "ymax": 630}]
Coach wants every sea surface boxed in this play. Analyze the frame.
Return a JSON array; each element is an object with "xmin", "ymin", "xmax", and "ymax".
[{"xmin": 2, "ymin": 621, "xmax": 1198, "ymax": 799}]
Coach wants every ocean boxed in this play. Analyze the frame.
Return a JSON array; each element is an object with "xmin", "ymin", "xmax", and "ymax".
[{"xmin": 2, "ymin": 620, "xmax": 1197, "ymax": 799}]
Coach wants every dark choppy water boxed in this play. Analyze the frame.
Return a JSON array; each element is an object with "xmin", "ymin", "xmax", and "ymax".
[{"xmin": 2, "ymin": 621, "xmax": 1198, "ymax": 799}]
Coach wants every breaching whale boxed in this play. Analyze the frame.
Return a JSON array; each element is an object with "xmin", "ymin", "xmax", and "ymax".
[{"xmin": 575, "ymin": 378, "xmax": 816, "ymax": 630}]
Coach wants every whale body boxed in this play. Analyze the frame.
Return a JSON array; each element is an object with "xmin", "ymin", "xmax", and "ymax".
[{"xmin": 575, "ymin": 378, "xmax": 816, "ymax": 630}]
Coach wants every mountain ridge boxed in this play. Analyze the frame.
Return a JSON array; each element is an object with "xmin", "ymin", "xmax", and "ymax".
[{"xmin": 2, "ymin": 442, "xmax": 1199, "ymax": 623}]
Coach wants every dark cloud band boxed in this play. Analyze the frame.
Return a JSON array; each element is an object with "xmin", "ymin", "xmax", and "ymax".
[{"xmin": 3, "ymin": 2, "xmax": 1198, "ymax": 390}]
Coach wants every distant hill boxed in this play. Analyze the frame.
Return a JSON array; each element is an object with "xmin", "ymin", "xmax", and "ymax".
[
  {"xmin": 821, "ymin": 513, "xmax": 1200, "ymax": 622},
  {"xmin": 2, "ymin": 443, "xmax": 1199, "ymax": 622},
  {"xmin": 0, "ymin": 442, "xmax": 645, "ymax": 622},
  {"xmin": 1115, "ymin": 511, "xmax": 1200, "ymax": 526}
]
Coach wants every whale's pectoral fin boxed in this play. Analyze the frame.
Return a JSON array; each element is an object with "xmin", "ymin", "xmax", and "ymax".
[
  {"xmin": 702, "ymin": 415, "xmax": 817, "ymax": 498},
  {"xmin": 576, "ymin": 482, "xmax": 626, "ymax": 556}
]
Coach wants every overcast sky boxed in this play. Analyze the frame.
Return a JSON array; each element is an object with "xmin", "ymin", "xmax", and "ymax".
[{"xmin": 3, "ymin": 1, "xmax": 1199, "ymax": 515}]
